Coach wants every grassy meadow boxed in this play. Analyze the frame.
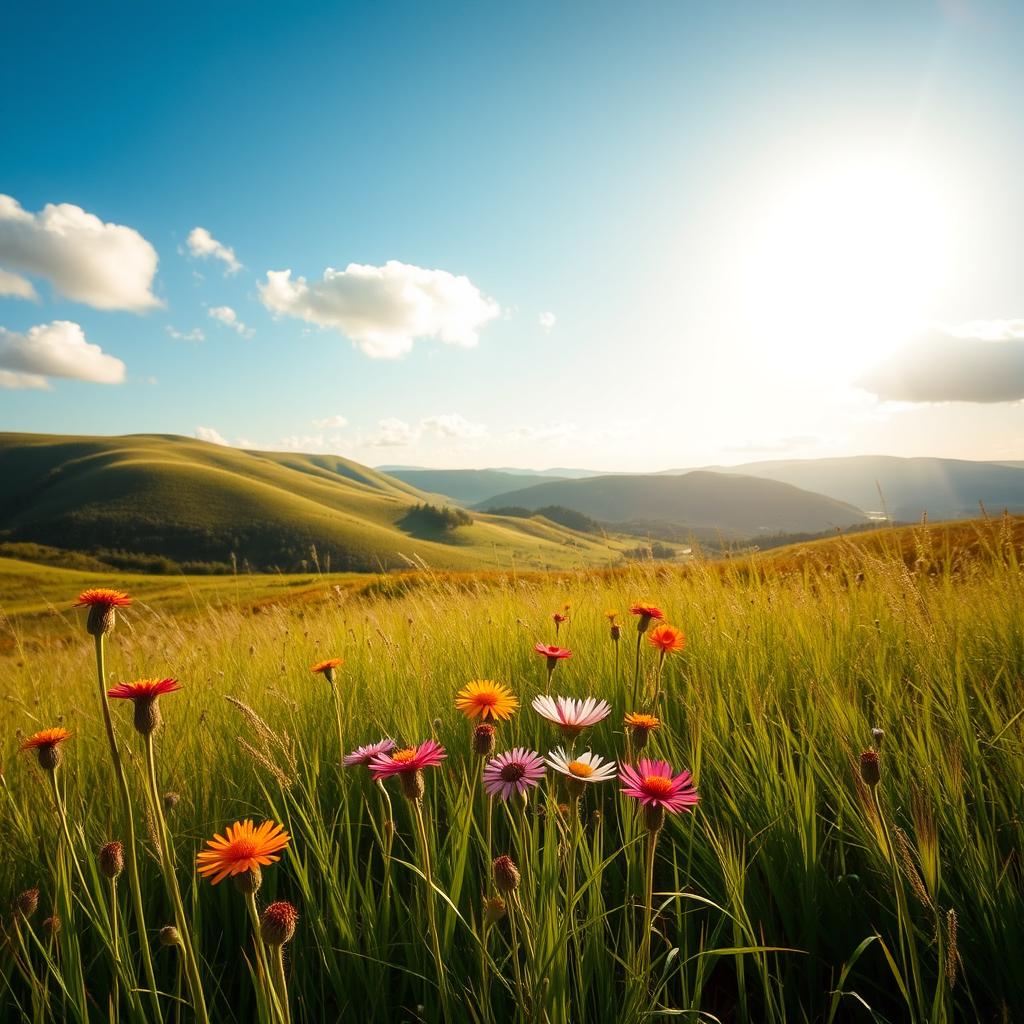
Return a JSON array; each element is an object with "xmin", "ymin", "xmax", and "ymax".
[{"xmin": 1, "ymin": 518, "xmax": 1023, "ymax": 1022}]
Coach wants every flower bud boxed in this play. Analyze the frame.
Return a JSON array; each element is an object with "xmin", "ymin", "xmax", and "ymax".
[
  {"xmin": 399, "ymin": 769, "xmax": 425, "ymax": 802},
  {"xmin": 163, "ymin": 791, "xmax": 181, "ymax": 812},
  {"xmin": 260, "ymin": 900, "xmax": 298, "ymax": 946},
  {"xmin": 159, "ymin": 925, "xmax": 181, "ymax": 948},
  {"xmin": 15, "ymin": 887, "xmax": 39, "ymax": 918},
  {"xmin": 483, "ymin": 895, "xmax": 507, "ymax": 926},
  {"xmin": 37, "ymin": 744, "xmax": 62, "ymax": 773},
  {"xmin": 860, "ymin": 749, "xmax": 881, "ymax": 788},
  {"xmin": 232, "ymin": 865, "xmax": 262, "ymax": 895},
  {"xmin": 86, "ymin": 604, "xmax": 117, "ymax": 637},
  {"xmin": 610, "ymin": 623, "xmax": 621, "ymax": 642},
  {"xmin": 492, "ymin": 854, "xmax": 521, "ymax": 895},
  {"xmin": 871, "ymin": 728, "xmax": 885, "ymax": 751},
  {"xmin": 472, "ymin": 723, "xmax": 495, "ymax": 757},
  {"xmin": 99, "ymin": 841, "xmax": 124, "ymax": 880},
  {"xmin": 133, "ymin": 696, "xmax": 161, "ymax": 736},
  {"xmin": 43, "ymin": 915, "xmax": 62, "ymax": 936}
]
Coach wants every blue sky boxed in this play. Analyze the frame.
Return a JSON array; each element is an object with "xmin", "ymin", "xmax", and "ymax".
[{"xmin": 3, "ymin": 0, "xmax": 1024, "ymax": 469}]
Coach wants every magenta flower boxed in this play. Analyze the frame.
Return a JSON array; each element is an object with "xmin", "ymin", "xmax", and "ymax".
[
  {"xmin": 483, "ymin": 748, "xmax": 546, "ymax": 801},
  {"xmin": 619, "ymin": 758, "xmax": 699, "ymax": 813},
  {"xmin": 344, "ymin": 738, "xmax": 396, "ymax": 767},
  {"xmin": 369, "ymin": 739, "xmax": 447, "ymax": 781}
]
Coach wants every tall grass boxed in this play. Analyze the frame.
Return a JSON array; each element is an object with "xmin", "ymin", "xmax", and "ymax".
[{"xmin": 1, "ymin": 519, "xmax": 1022, "ymax": 1022}]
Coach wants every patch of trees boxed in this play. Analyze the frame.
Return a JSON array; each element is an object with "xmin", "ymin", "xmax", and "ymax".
[
  {"xmin": 622, "ymin": 541, "xmax": 677, "ymax": 561},
  {"xmin": 406, "ymin": 502, "xmax": 473, "ymax": 530}
]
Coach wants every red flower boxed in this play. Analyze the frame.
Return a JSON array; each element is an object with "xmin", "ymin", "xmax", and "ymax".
[
  {"xmin": 534, "ymin": 643, "xmax": 572, "ymax": 661},
  {"xmin": 107, "ymin": 678, "xmax": 181, "ymax": 700},
  {"xmin": 76, "ymin": 589, "xmax": 132, "ymax": 609},
  {"xmin": 648, "ymin": 624, "xmax": 686, "ymax": 655}
]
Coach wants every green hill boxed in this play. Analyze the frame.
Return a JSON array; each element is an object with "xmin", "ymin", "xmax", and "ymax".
[
  {"xmin": 381, "ymin": 468, "xmax": 567, "ymax": 505},
  {"xmin": 478, "ymin": 470, "xmax": 869, "ymax": 536},
  {"xmin": 0, "ymin": 433, "xmax": 626, "ymax": 573}
]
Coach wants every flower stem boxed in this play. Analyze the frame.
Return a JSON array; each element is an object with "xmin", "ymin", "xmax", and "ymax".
[
  {"xmin": 631, "ymin": 630, "xmax": 643, "ymax": 708},
  {"xmin": 245, "ymin": 891, "xmax": 286, "ymax": 1024},
  {"xmin": 641, "ymin": 827, "xmax": 658, "ymax": 981},
  {"xmin": 93, "ymin": 634, "xmax": 162, "ymax": 1022},
  {"xmin": 412, "ymin": 797, "xmax": 451, "ymax": 1020},
  {"xmin": 272, "ymin": 945, "xmax": 292, "ymax": 1024}
]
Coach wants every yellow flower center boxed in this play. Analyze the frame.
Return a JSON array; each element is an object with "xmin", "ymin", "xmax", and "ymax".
[
  {"xmin": 392, "ymin": 748, "xmax": 417, "ymax": 764},
  {"xmin": 567, "ymin": 761, "xmax": 593, "ymax": 778},
  {"xmin": 642, "ymin": 775, "xmax": 674, "ymax": 796}
]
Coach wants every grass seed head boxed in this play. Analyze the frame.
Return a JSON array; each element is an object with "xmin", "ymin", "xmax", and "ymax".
[
  {"xmin": 99, "ymin": 841, "xmax": 124, "ymax": 880},
  {"xmin": 492, "ymin": 854, "xmax": 521, "ymax": 895}
]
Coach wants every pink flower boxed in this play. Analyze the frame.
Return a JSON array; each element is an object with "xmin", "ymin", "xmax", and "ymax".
[
  {"xmin": 344, "ymin": 738, "xmax": 396, "ymax": 767},
  {"xmin": 369, "ymin": 739, "xmax": 447, "ymax": 780},
  {"xmin": 531, "ymin": 695, "xmax": 611, "ymax": 736},
  {"xmin": 534, "ymin": 643, "xmax": 572, "ymax": 661},
  {"xmin": 619, "ymin": 759, "xmax": 699, "ymax": 813},
  {"xmin": 483, "ymin": 748, "xmax": 546, "ymax": 800}
]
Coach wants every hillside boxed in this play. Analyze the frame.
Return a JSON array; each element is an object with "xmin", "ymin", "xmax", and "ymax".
[
  {"xmin": 478, "ymin": 470, "xmax": 869, "ymax": 535},
  {"xmin": 0, "ymin": 433, "xmax": 626, "ymax": 573},
  {"xmin": 670, "ymin": 456, "xmax": 1024, "ymax": 522}
]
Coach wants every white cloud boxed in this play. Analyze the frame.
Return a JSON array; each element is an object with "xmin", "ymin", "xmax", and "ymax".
[
  {"xmin": 208, "ymin": 305, "xmax": 254, "ymax": 338},
  {"xmin": 0, "ymin": 369, "xmax": 50, "ymax": 389},
  {"xmin": 366, "ymin": 417, "xmax": 418, "ymax": 447},
  {"xmin": 259, "ymin": 259, "xmax": 500, "ymax": 359},
  {"xmin": 0, "ymin": 268, "xmax": 38, "ymax": 300},
  {"xmin": 166, "ymin": 325, "xmax": 205, "ymax": 342},
  {"xmin": 0, "ymin": 194, "xmax": 160, "ymax": 311},
  {"xmin": 0, "ymin": 321, "xmax": 125, "ymax": 385},
  {"xmin": 312, "ymin": 414, "xmax": 349, "ymax": 429},
  {"xmin": 506, "ymin": 421, "xmax": 577, "ymax": 443},
  {"xmin": 187, "ymin": 227, "xmax": 241, "ymax": 274},
  {"xmin": 195, "ymin": 426, "xmax": 230, "ymax": 446},
  {"xmin": 858, "ymin": 325, "xmax": 1024, "ymax": 403},
  {"xmin": 421, "ymin": 412, "xmax": 488, "ymax": 440},
  {"xmin": 538, "ymin": 311, "xmax": 557, "ymax": 332}
]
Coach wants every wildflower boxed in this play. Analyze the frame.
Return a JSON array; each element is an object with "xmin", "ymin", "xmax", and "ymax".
[
  {"xmin": 99, "ymin": 841, "xmax": 125, "ymax": 880},
  {"xmin": 648, "ymin": 624, "xmax": 686, "ymax": 655},
  {"xmin": 483, "ymin": 748, "xmax": 546, "ymax": 800},
  {"xmin": 455, "ymin": 680, "xmax": 519, "ymax": 722},
  {"xmin": 629, "ymin": 603, "xmax": 664, "ymax": 633},
  {"xmin": 472, "ymin": 723, "xmax": 496, "ymax": 757},
  {"xmin": 860, "ymin": 749, "xmax": 881, "ymax": 788},
  {"xmin": 492, "ymin": 854, "xmax": 521, "ymax": 895},
  {"xmin": 310, "ymin": 657, "xmax": 343, "ymax": 685},
  {"xmin": 532, "ymin": 695, "xmax": 611, "ymax": 737},
  {"xmin": 196, "ymin": 819, "xmax": 290, "ymax": 892},
  {"xmin": 19, "ymin": 728, "xmax": 72, "ymax": 772},
  {"xmin": 604, "ymin": 610, "xmax": 618, "ymax": 622},
  {"xmin": 871, "ymin": 727, "xmax": 885, "ymax": 750},
  {"xmin": 553, "ymin": 612, "xmax": 568, "ymax": 636},
  {"xmin": 620, "ymin": 758, "xmax": 699, "ymax": 833},
  {"xmin": 534, "ymin": 643, "xmax": 572, "ymax": 665},
  {"xmin": 546, "ymin": 747, "xmax": 616, "ymax": 798},
  {"xmin": 76, "ymin": 588, "xmax": 132, "ymax": 636},
  {"xmin": 159, "ymin": 925, "xmax": 182, "ymax": 948},
  {"xmin": 343, "ymin": 738, "xmax": 396, "ymax": 767},
  {"xmin": 624, "ymin": 712, "xmax": 661, "ymax": 750},
  {"xmin": 260, "ymin": 900, "xmax": 298, "ymax": 946},
  {"xmin": 15, "ymin": 888, "xmax": 39, "ymax": 918},
  {"xmin": 107, "ymin": 678, "xmax": 181, "ymax": 736},
  {"xmin": 369, "ymin": 740, "xmax": 447, "ymax": 801}
]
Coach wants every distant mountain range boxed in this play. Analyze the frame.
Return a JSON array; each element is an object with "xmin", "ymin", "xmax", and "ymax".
[{"xmin": 389, "ymin": 455, "xmax": 1024, "ymax": 527}]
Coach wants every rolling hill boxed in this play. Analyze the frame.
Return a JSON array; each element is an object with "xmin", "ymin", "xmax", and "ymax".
[
  {"xmin": 705, "ymin": 455, "xmax": 1024, "ymax": 521},
  {"xmin": 378, "ymin": 468, "xmax": 566, "ymax": 505},
  {"xmin": 0, "ymin": 433, "xmax": 626, "ymax": 573},
  {"xmin": 477, "ymin": 470, "xmax": 869, "ymax": 536}
]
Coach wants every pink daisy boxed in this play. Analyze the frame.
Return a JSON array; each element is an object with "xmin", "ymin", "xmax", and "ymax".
[
  {"xmin": 368, "ymin": 739, "xmax": 447, "ymax": 781},
  {"xmin": 482, "ymin": 748, "xmax": 546, "ymax": 800},
  {"xmin": 344, "ymin": 738, "xmax": 396, "ymax": 767},
  {"xmin": 619, "ymin": 758, "xmax": 699, "ymax": 813},
  {"xmin": 532, "ymin": 695, "xmax": 611, "ymax": 737}
]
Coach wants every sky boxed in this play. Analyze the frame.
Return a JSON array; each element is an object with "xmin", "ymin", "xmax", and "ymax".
[{"xmin": 2, "ymin": 0, "xmax": 1024, "ymax": 471}]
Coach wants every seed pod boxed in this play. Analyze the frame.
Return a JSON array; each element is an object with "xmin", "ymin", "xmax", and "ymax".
[
  {"xmin": 159, "ymin": 925, "xmax": 182, "ymax": 948},
  {"xmin": 15, "ymin": 888, "xmax": 39, "ymax": 917},
  {"xmin": 400, "ymin": 769, "xmax": 425, "ymax": 802},
  {"xmin": 99, "ymin": 841, "xmax": 124, "ymax": 880},
  {"xmin": 232, "ymin": 865, "xmax": 262, "ymax": 895},
  {"xmin": 492, "ymin": 854, "xmax": 520, "ymax": 895},
  {"xmin": 859, "ymin": 749, "xmax": 881, "ymax": 788},
  {"xmin": 472, "ymin": 724, "xmax": 495, "ymax": 757}
]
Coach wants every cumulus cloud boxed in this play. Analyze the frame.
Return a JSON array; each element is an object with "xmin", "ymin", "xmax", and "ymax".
[
  {"xmin": 259, "ymin": 259, "xmax": 500, "ymax": 359},
  {"xmin": 187, "ymin": 227, "xmax": 241, "ymax": 274},
  {"xmin": 538, "ymin": 311, "xmax": 557, "ymax": 332},
  {"xmin": 312, "ymin": 414, "xmax": 349, "ymax": 429},
  {"xmin": 0, "ymin": 369, "xmax": 49, "ymax": 389},
  {"xmin": 421, "ymin": 412, "xmax": 488, "ymax": 440},
  {"xmin": 195, "ymin": 426, "xmax": 230, "ymax": 446},
  {"xmin": 0, "ymin": 321, "xmax": 125, "ymax": 385},
  {"xmin": 166, "ymin": 325, "xmax": 205, "ymax": 342},
  {"xmin": 0, "ymin": 194, "xmax": 160, "ymax": 311},
  {"xmin": 366, "ymin": 417, "xmax": 418, "ymax": 447},
  {"xmin": 858, "ymin": 325, "xmax": 1024, "ymax": 403},
  {"xmin": 0, "ymin": 268, "xmax": 37, "ymax": 300},
  {"xmin": 208, "ymin": 305, "xmax": 254, "ymax": 338}
]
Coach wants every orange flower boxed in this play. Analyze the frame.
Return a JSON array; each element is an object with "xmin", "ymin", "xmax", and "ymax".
[
  {"xmin": 624, "ymin": 712, "xmax": 661, "ymax": 732},
  {"xmin": 455, "ymin": 680, "xmax": 519, "ymax": 721},
  {"xmin": 19, "ymin": 727, "xmax": 73, "ymax": 753},
  {"xmin": 648, "ymin": 624, "xmax": 686, "ymax": 655},
  {"xmin": 76, "ymin": 588, "xmax": 133, "ymax": 636},
  {"xmin": 196, "ymin": 819, "xmax": 290, "ymax": 885},
  {"xmin": 311, "ymin": 658, "xmax": 343, "ymax": 675},
  {"xmin": 76, "ymin": 589, "xmax": 132, "ymax": 609}
]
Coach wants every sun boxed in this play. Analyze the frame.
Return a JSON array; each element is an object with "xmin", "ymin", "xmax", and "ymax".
[{"xmin": 737, "ymin": 153, "xmax": 955, "ymax": 380}]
